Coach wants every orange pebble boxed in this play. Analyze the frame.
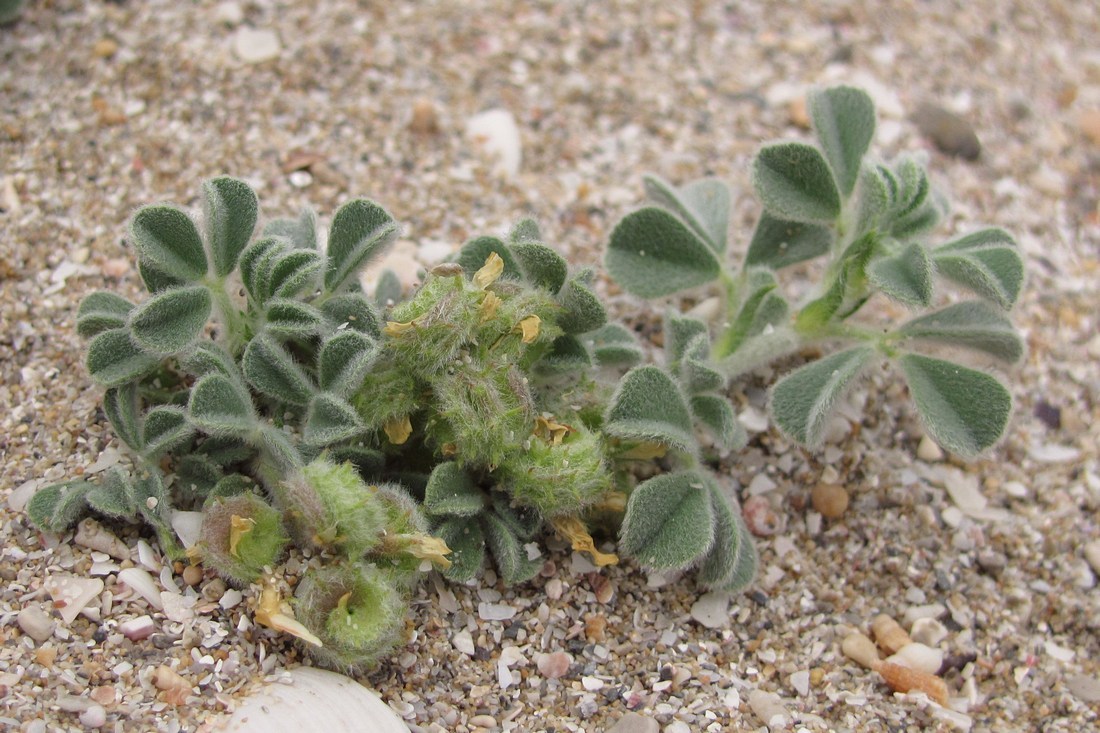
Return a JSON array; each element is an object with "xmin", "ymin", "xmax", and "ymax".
[
  {"xmin": 878, "ymin": 661, "xmax": 948, "ymax": 705},
  {"xmin": 871, "ymin": 614, "xmax": 911, "ymax": 655}
]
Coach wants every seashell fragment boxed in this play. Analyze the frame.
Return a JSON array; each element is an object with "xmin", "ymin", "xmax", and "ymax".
[
  {"xmin": 878, "ymin": 661, "xmax": 948, "ymax": 705},
  {"xmin": 910, "ymin": 617, "xmax": 949, "ymax": 647},
  {"xmin": 887, "ymin": 642, "xmax": 944, "ymax": 675},
  {"xmin": 117, "ymin": 567, "xmax": 164, "ymax": 610},
  {"xmin": 44, "ymin": 575, "xmax": 105, "ymax": 624},
  {"xmin": 842, "ymin": 632, "xmax": 882, "ymax": 671},
  {"xmin": 872, "ymin": 614, "xmax": 911, "ymax": 654},
  {"xmin": 74, "ymin": 518, "xmax": 129, "ymax": 560}
]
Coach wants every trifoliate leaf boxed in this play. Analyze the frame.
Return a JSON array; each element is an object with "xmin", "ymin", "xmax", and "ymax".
[
  {"xmin": 512, "ymin": 241, "xmax": 568, "ymax": 293},
  {"xmin": 318, "ymin": 330, "xmax": 377, "ymax": 396},
  {"xmin": 695, "ymin": 478, "xmax": 750, "ymax": 589},
  {"xmin": 868, "ymin": 241, "xmax": 934, "ymax": 308},
  {"xmin": 242, "ymin": 334, "xmax": 314, "ymax": 406},
  {"xmin": 303, "ymin": 393, "xmax": 365, "ymax": 446},
  {"xmin": 643, "ymin": 174, "xmax": 730, "ymax": 254},
  {"xmin": 534, "ymin": 334, "xmax": 592, "ymax": 376},
  {"xmin": 268, "ymin": 249, "xmax": 323, "ymax": 299},
  {"xmin": 435, "ymin": 516, "xmax": 485, "ymax": 583},
  {"xmin": 85, "ymin": 469, "xmax": 137, "ymax": 520},
  {"xmin": 855, "ymin": 164, "xmax": 890, "ymax": 234},
  {"xmin": 129, "ymin": 204, "xmax": 208, "ymax": 282},
  {"xmin": 263, "ymin": 298, "xmax": 325, "ymax": 340},
  {"xmin": 188, "ymin": 373, "xmax": 257, "ymax": 436},
  {"xmin": 808, "ymin": 86, "xmax": 876, "ymax": 197},
  {"xmin": 898, "ymin": 353, "xmax": 1012, "ymax": 458},
  {"xmin": 86, "ymin": 328, "xmax": 159, "ymax": 388},
  {"xmin": 103, "ymin": 383, "xmax": 143, "ymax": 452},
  {"xmin": 203, "ymin": 176, "xmax": 258, "ymax": 277},
  {"xmin": 76, "ymin": 291, "xmax": 134, "ymax": 338},
  {"xmin": 455, "ymin": 236, "xmax": 522, "ymax": 280},
  {"xmin": 691, "ymin": 394, "xmax": 747, "ymax": 452},
  {"xmin": 894, "ymin": 300, "xmax": 1023, "ymax": 363},
  {"xmin": 137, "ymin": 258, "xmax": 186, "ymax": 293},
  {"xmin": 752, "ymin": 142, "xmax": 842, "ymax": 223},
  {"xmin": 424, "ymin": 462, "xmax": 484, "ymax": 518},
  {"xmin": 664, "ymin": 314, "xmax": 708, "ymax": 366},
  {"xmin": 509, "ymin": 218, "xmax": 541, "ymax": 244},
  {"xmin": 129, "ymin": 285, "xmax": 212, "ymax": 355},
  {"xmin": 605, "ymin": 207, "xmax": 722, "ymax": 298},
  {"xmin": 680, "ymin": 333, "xmax": 726, "ymax": 394},
  {"xmin": 324, "ymin": 199, "xmax": 399, "ymax": 293},
  {"xmin": 489, "ymin": 492, "xmax": 542, "ymax": 541},
  {"xmin": 933, "ymin": 228, "xmax": 1023, "ymax": 309},
  {"xmin": 321, "ymin": 293, "xmax": 382, "ymax": 338},
  {"xmin": 619, "ymin": 470, "xmax": 715, "ymax": 570},
  {"xmin": 483, "ymin": 512, "xmax": 542, "ymax": 585},
  {"xmin": 718, "ymin": 268, "xmax": 790, "ymax": 356},
  {"xmin": 142, "ymin": 406, "xmax": 194, "ymax": 458},
  {"xmin": 27, "ymin": 481, "xmax": 92, "ymax": 532},
  {"xmin": 238, "ymin": 236, "xmax": 285, "ymax": 305},
  {"xmin": 605, "ymin": 365, "xmax": 696, "ymax": 455},
  {"xmin": 745, "ymin": 211, "xmax": 833, "ymax": 270},
  {"xmin": 769, "ymin": 346, "xmax": 874, "ymax": 448}
]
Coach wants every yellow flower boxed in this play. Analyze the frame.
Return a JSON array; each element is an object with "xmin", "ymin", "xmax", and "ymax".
[
  {"xmin": 551, "ymin": 516, "xmax": 619, "ymax": 567},
  {"xmin": 228, "ymin": 515, "xmax": 256, "ymax": 558},
  {"xmin": 403, "ymin": 534, "xmax": 453, "ymax": 569},
  {"xmin": 516, "ymin": 315, "xmax": 541, "ymax": 343},
  {"xmin": 383, "ymin": 415, "xmax": 413, "ymax": 445},
  {"xmin": 383, "ymin": 320, "xmax": 416, "ymax": 337},
  {"xmin": 254, "ymin": 583, "xmax": 323, "ymax": 647},
  {"xmin": 534, "ymin": 415, "xmax": 571, "ymax": 445},
  {"xmin": 473, "ymin": 252, "xmax": 504, "ymax": 289},
  {"xmin": 479, "ymin": 291, "xmax": 502, "ymax": 322}
]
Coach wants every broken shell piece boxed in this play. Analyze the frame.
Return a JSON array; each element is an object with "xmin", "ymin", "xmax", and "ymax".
[
  {"xmin": 153, "ymin": 665, "xmax": 192, "ymax": 706},
  {"xmin": 117, "ymin": 567, "xmax": 164, "ymax": 610},
  {"xmin": 171, "ymin": 510, "xmax": 204, "ymax": 550},
  {"xmin": 842, "ymin": 632, "xmax": 882, "ymax": 671},
  {"xmin": 44, "ymin": 575, "xmax": 105, "ymax": 624},
  {"xmin": 878, "ymin": 661, "xmax": 948, "ymax": 705},
  {"xmin": 74, "ymin": 518, "xmax": 129, "ymax": 560},
  {"xmin": 119, "ymin": 614, "xmax": 156, "ymax": 641},
  {"xmin": 872, "ymin": 614, "xmax": 912, "ymax": 654},
  {"xmin": 887, "ymin": 642, "xmax": 944, "ymax": 675},
  {"xmin": 910, "ymin": 617, "xmax": 949, "ymax": 647}
]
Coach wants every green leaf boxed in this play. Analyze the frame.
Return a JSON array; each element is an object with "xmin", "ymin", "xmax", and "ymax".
[
  {"xmin": 129, "ymin": 285, "xmax": 212, "ymax": 355},
  {"xmin": 534, "ymin": 334, "xmax": 592, "ymax": 376},
  {"xmin": 588, "ymin": 323, "xmax": 642, "ymax": 368},
  {"xmin": 512, "ymin": 241, "xmax": 568, "ymax": 293},
  {"xmin": 509, "ymin": 218, "xmax": 541, "ymax": 244},
  {"xmin": 680, "ymin": 334, "xmax": 726, "ymax": 394},
  {"xmin": 855, "ymin": 164, "xmax": 890, "ymax": 234},
  {"xmin": 269, "ymin": 249, "xmax": 323, "ymax": 299},
  {"xmin": 321, "ymin": 293, "xmax": 382, "ymax": 338},
  {"xmin": 129, "ymin": 471, "xmax": 173, "ymax": 528},
  {"xmin": 643, "ymin": 175, "xmax": 730, "ymax": 254},
  {"xmin": 808, "ymin": 86, "xmax": 876, "ymax": 197},
  {"xmin": 238, "ymin": 236, "xmax": 286, "ymax": 304},
  {"xmin": 373, "ymin": 269, "xmax": 403, "ymax": 308},
  {"xmin": 720, "ymin": 268, "xmax": 790, "ymax": 355},
  {"xmin": 489, "ymin": 493, "xmax": 542, "ymax": 541},
  {"xmin": 203, "ymin": 176, "xmax": 258, "ymax": 277},
  {"xmin": 745, "ymin": 211, "xmax": 833, "ymax": 270},
  {"xmin": 129, "ymin": 204, "xmax": 208, "ymax": 282},
  {"xmin": 85, "ymin": 469, "xmax": 137, "ymax": 520},
  {"xmin": 557, "ymin": 277, "xmax": 607, "ymax": 334},
  {"xmin": 483, "ymin": 512, "xmax": 542, "ymax": 585},
  {"xmin": 436, "ymin": 516, "xmax": 485, "ymax": 582},
  {"xmin": 76, "ymin": 291, "xmax": 134, "ymax": 338},
  {"xmin": 324, "ymin": 199, "xmax": 400, "ymax": 293},
  {"xmin": 752, "ymin": 142, "xmax": 842, "ymax": 223},
  {"xmin": 696, "ymin": 478, "xmax": 755, "ymax": 591},
  {"xmin": 318, "ymin": 330, "xmax": 377, "ymax": 396},
  {"xmin": 27, "ymin": 481, "xmax": 91, "ymax": 532},
  {"xmin": 137, "ymin": 258, "xmax": 187, "ymax": 293},
  {"xmin": 304, "ymin": 393, "xmax": 365, "ymax": 446},
  {"xmin": 188, "ymin": 373, "xmax": 257, "ymax": 436},
  {"xmin": 263, "ymin": 298, "xmax": 325, "ymax": 339},
  {"xmin": 895, "ymin": 301, "xmax": 1023, "ymax": 363},
  {"xmin": 242, "ymin": 335, "xmax": 314, "ymax": 406},
  {"xmin": 195, "ymin": 436, "xmax": 255, "ymax": 466},
  {"xmin": 207, "ymin": 474, "xmax": 256, "ymax": 500},
  {"xmin": 326, "ymin": 446, "xmax": 385, "ymax": 480},
  {"xmin": 455, "ymin": 236, "xmax": 522, "ymax": 279},
  {"xmin": 868, "ymin": 241, "xmax": 934, "ymax": 308},
  {"xmin": 103, "ymin": 383, "xmax": 143, "ymax": 452},
  {"xmin": 933, "ymin": 228, "xmax": 1023, "ymax": 309},
  {"xmin": 605, "ymin": 365, "xmax": 696, "ymax": 455},
  {"xmin": 180, "ymin": 342, "xmax": 244, "ymax": 382},
  {"xmin": 605, "ymin": 207, "xmax": 722, "ymax": 298},
  {"xmin": 424, "ymin": 462, "xmax": 485, "ymax": 518},
  {"xmin": 86, "ymin": 328, "xmax": 159, "ymax": 387},
  {"xmin": 665, "ymin": 314, "xmax": 708, "ymax": 366},
  {"xmin": 769, "ymin": 346, "xmax": 874, "ymax": 448},
  {"xmin": 142, "ymin": 406, "xmax": 194, "ymax": 458},
  {"xmin": 263, "ymin": 206, "xmax": 318, "ymax": 250},
  {"xmin": 691, "ymin": 394, "xmax": 747, "ymax": 452},
  {"xmin": 897, "ymin": 353, "xmax": 1012, "ymax": 458},
  {"xmin": 619, "ymin": 470, "xmax": 715, "ymax": 570}
]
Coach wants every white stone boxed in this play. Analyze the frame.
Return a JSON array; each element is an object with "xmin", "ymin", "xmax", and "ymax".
[
  {"xmin": 738, "ymin": 407, "xmax": 769, "ymax": 433},
  {"xmin": 663, "ymin": 722, "xmax": 691, "ymax": 733},
  {"xmin": 545, "ymin": 577, "xmax": 563, "ymax": 600},
  {"xmin": 79, "ymin": 705, "xmax": 107, "ymax": 728},
  {"xmin": 119, "ymin": 615, "xmax": 156, "ymax": 641},
  {"xmin": 689, "ymin": 591, "xmax": 730, "ymax": 629},
  {"xmin": 466, "ymin": 109, "xmax": 522, "ymax": 178},
  {"xmin": 218, "ymin": 667, "xmax": 409, "ymax": 732},
  {"xmin": 582, "ymin": 676, "xmax": 604, "ymax": 691},
  {"xmin": 789, "ymin": 669, "xmax": 811, "ymax": 696},
  {"xmin": 477, "ymin": 602, "xmax": 516, "ymax": 621},
  {"xmin": 747, "ymin": 689, "xmax": 790, "ymax": 728},
  {"xmin": 74, "ymin": 518, "xmax": 129, "ymax": 559},
  {"xmin": 220, "ymin": 589, "xmax": 244, "ymax": 610},
  {"xmin": 214, "ymin": 1, "xmax": 244, "ymax": 25},
  {"xmin": 910, "ymin": 617, "xmax": 948, "ymax": 646},
  {"xmin": 916, "ymin": 435, "xmax": 944, "ymax": 462},
  {"xmin": 903, "ymin": 603, "xmax": 947, "ymax": 627},
  {"xmin": 233, "ymin": 28, "xmax": 281, "ymax": 65},
  {"xmin": 747, "ymin": 473, "xmax": 777, "ymax": 495},
  {"xmin": 1028, "ymin": 443, "xmax": 1080, "ymax": 464},
  {"xmin": 452, "ymin": 629, "xmax": 475, "ymax": 656},
  {"xmin": 1044, "ymin": 640, "xmax": 1075, "ymax": 663},
  {"xmin": 1084, "ymin": 541, "xmax": 1100, "ymax": 576},
  {"xmin": 45, "ymin": 575, "xmax": 104, "ymax": 624},
  {"xmin": 171, "ymin": 511, "xmax": 204, "ymax": 550},
  {"xmin": 6, "ymin": 478, "xmax": 45, "ymax": 513},
  {"xmin": 17, "ymin": 605, "xmax": 56, "ymax": 642},
  {"xmin": 887, "ymin": 643, "xmax": 944, "ymax": 675}
]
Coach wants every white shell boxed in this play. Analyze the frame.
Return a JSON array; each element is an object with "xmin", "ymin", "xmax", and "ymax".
[
  {"xmin": 44, "ymin": 575, "xmax": 104, "ymax": 624},
  {"xmin": 910, "ymin": 617, "xmax": 949, "ymax": 647},
  {"xmin": 886, "ymin": 642, "xmax": 944, "ymax": 675},
  {"xmin": 117, "ymin": 567, "xmax": 163, "ymax": 610},
  {"xmin": 216, "ymin": 667, "xmax": 409, "ymax": 732}
]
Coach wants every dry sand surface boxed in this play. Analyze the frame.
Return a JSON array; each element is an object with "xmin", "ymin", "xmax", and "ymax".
[{"xmin": 2, "ymin": 1, "xmax": 1099, "ymax": 731}]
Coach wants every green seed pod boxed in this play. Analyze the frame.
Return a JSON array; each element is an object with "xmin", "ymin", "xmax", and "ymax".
[
  {"xmin": 292, "ymin": 562, "xmax": 406, "ymax": 672},
  {"xmin": 300, "ymin": 457, "xmax": 388, "ymax": 559},
  {"xmin": 503, "ymin": 421, "xmax": 612, "ymax": 517},
  {"xmin": 197, "ymin": 494, "xmax": 288, "ymax": 586}
]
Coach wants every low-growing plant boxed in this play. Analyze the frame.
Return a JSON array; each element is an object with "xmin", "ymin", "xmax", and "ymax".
[
  {"xmin": 606, "ymin": 86, "xmax": 1023, "ymax": 457},
  {"xmin": 26, "ymin": 85, "xmax": 1022, "ymax": 672}
]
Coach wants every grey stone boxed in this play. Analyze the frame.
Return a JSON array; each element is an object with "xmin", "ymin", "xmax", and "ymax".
[
  {"xmin": 606, "ymin": 712, "xmax": 660, "ymax": 733},
  {"xmin": 1066, "ymin": 674, "xmax": 1100, "ymax": 703},
  {"xmin": 911, "ymin": 103, "xmax": 981, "ymax": 160},
  {"xmin": 17, "ymin": 605, "xmax": 55, "ymax": 642}
]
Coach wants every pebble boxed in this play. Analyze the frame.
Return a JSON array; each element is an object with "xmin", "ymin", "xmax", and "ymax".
[
  {"xmin": 17, "ymin": 605, "xmax": 55, "ymax": 642},
  {"xmin": 468, "ymin": 714, "xmax": 497, "ymax": 728},
  {"xmin": 1079, "ymin": 110, "xmax": 1100, "ymax": 146},
  {"xmin": 79, "ymin": 705, "xmax": 107, "ymax": 728},
  {"xmin": 789, "ymin": 669, "xmax": 810, "ymax": 696},
  {"xmin": 663, "ymin": 722, "xmax": 691, "ymax": 733},
  {"xmin": 910, "ymin": 617, "xmax": 948, "ymax": 647},
  {"xmin": 409, "ymin": 99, "xmax": 440, "ymax": 135},
  {"xmin": 117, "ymin": 568, "xmax": 164, "ymax": 610},
  {"xmin": 606, "ymin": 712, "xmax": 659, "ymax": 733},
  {"xmin": 1084, "ymin": 540, "xmax": 1100, "ymax": 576},
  {"xmin": 233, "ymin": 27, "xmax": 281, "ymax": 64},
  {"xmin": 747, "ymin": 689, "xmax": 790, "ymax": 728},
  {"xmin": 452, "ymin": 630, "xmax": 475, "ymax": 656},
  {"xmin": 466, "ymin": 109, "xmax": 521, "ymax": 178},
  {"xmin": 842, "ymin": 632, "xmax": 881, "ymax": 670},
  {"xmin": 477, "ymin": 602, "xmax": 516, "ymax": 621},
  {"xmin": 903, "ymin": 603, "xmax": 947, "ymax": 627},
  {"xmin": 214, "ymin": 1, "xmax": 244, "ymax": 25},
  {"xmin": 182, "ymin": 564, "xmax": 203, "ymax": 586},
  {"xmin": 911, "ymin": 103, "xmax": 981, "ymax": 160},
  {"xmin": 689, "ymin": 591, "xmax": 730, "ymax": 629},
  {"xmin": 545, "ymin": 577, "xmax": 563, "ymax": 600},
  {"xmin": 886, "ymin": 642, "xmax": 944, "ymax": 675},
  {"xmin": 581, "ymin": 676, "xmax": 604, "ymax": 691},
  {"xmin": 1066, "ymin": 674, "xmax": 1100, "ymax": 703},
  {"xmin": 742, "ymin": 495, "xmax": 782, "ymax": 536},
  {"xmin": 92, "ymin": 39, "xmax": 118, "ymax": 59},
  {"xmin": 74, "ymin": 518, "xmax": 129, "ymax": 560},
  {"xmin": 811, "ymin": 483, "xmax": 849, "ymax": 519},
  {"xmin": 916, "ymin": 435, "xmax": 944, "ymax": 462},
  {"xmin": 1028, "ymin": 443, "xmax": 1081, "ymax": 464},
  {"xmin": 288, "ymin": 170, "xmax": 313, "ymax": 188},
  {"xmin": 536, "ymin": 651, "xmax": 571, "ymax": 679},
  {"xmin": 119, "ymin": 615, "xmax": 156, "ymax": 641},
  {"xmin": 45, "ymin": 575, "xmax": 104, "ymax": 624}
]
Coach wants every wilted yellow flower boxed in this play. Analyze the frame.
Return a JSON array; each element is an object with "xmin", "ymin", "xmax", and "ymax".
[
  {"xmin": 516, "ymin": 315, "xmax": 541, "ymax": 343},
  {"xmin": 254, "ymin": 584, "xmax": 323, "ymax": 647},
  {"xmin": 383, "ymin": 415, "xmax": 413, "ymax": 445},
  {"xmin": 534, "ymin": 415, "xmax": 571, "ymax": 445},
  {"xmin": 551, "ymin": 516, "xmax": 619, "ymax": 567},
  {"xmin": 403, "ymin": 534, "xmax": 453, "ymax": 569},
  {"xmin": 479, "ymin": 291, "xmax": 502, "ymax": 322},
  {"xmin": 473, "ymin": 252, "xmax": 505, "ymax": 289},
  {"xmin": 619, "ymin": 441, "xmax": 667, "ymax": 460},
  {"xmin": 383, "ymin": 320, "xmax": 416, "ymax": 337},
  {"xmin": 228, "ymin": 515, "xmax": 256, "ymax": 558}
]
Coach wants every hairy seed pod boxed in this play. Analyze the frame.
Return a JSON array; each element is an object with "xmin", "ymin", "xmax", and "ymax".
[
  {"xmin": 842, "ymin": 632, "xmax": 882, "ymax": 671},
  {"xmin": 198, "ymin": 494, "xmax": 288, "ymax": 587},
  {"xmin": 872, "ymin": 614, "xmax": 912, "ymax": 654},
  {"xmin": 878, "ymin": 661, "xmax": 948, "ymax": 705}
]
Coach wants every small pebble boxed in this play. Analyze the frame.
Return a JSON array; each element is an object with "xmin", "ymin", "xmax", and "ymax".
[
  {"xmin": 689, "ymin": 591, "xmax": 730, "ymax": 629},
  {"xmin": 1079, "ymin": 110, "xmax": 1100, "ymax": 146},
  {"xmin": 92, "ymin": 39, "xmax": 118, "ymax": 59},
  {"xmin": 747, "ymin": 689, "xmax": 790, "ymax": 728},
  {"xmin": 452, "ymin": 630, "xmax": 475, "ymax": 656},
  {"xmin": 582, "ymin": 676, "xmax": 604, "ymax": 691},
  {"xmin": 842, "ymin": 632, "xmax": 882, "ymax": 670},
  {"xmin": 469, "ymin": 714, "xmax": 497, "ymax": 728},
  {"xmin": 1066, "ymin": 674, "xmax": 1100, "ymax": 703},
  {"xmin": 606, "ymin": 712, "xmax": 659, "ymax": 733},
  {"xmin": 811, "ymin": 483, "xmax": 849, "ymax": 519},
  {"xmin": 478, "ymin": 602, "xmax": 516, "ymax": 621},
  {"xmin": 536, "ymin": 651, "xmax": 571, "ymax": 679},
  {"xmin": 1084, "ymin": 540, "xmax": 1100, "ymax": 576},
  {"xmin": 119, "ymin": 615, "xmax": 156, "ymax": 641},
  {"xmin": 182, "ymin": 564, "xmax": 203, "ymax": 587},
  {"xmin": 911, "ymin": 103, "xmax": 981, "ymax": 160},
  {"xmin": 74, "ymin": 518, "xmax": 129, "ymax": 560},
  {"xmin": 903, "ymin": 603, "xmax": 947, "ymax": 627},
  {"xmin": 910, "ymin": 617, "xmax": 948, "ymax": 647},
  {"xmin": 789, "ymin": 669, "xmax": 810, "ymax": 696},
  {"xmin": 742, "ymin": 495, "xmax": 782, "ymax": 536},
  {"xmin": 17, "ymin": 605, "xmax": 55, "ymax": 643},
  {"xmin": 79, "ymin": 705, "xmax": 107, "ymax": 728},
  {"xmin": 466, "ymin": 108, "xmax": 521, "ymax": 178},
  {"xmin": 545, "ymin": 577, "xmax": 563, "ymax": 600},
  {"xmin": 663, "ymin": 722, "xmax": 691, "ymax": 733},
  {"xmin": 887, "ymin": 642, "xmax": 944, "ymax": 675},
  {"xmin": 916, "ymin": 435, "xmax": 944, "ymax": 462},
  {"xmin": 409, "ymin": 98, "xmax": 440, "ymax": 135},
  {"xmin": 233, "ymin": 27, "xmax": 281, "ymax": 64},
  {"xmin": 214, "ymin": 1, "xmax": 244, "ymax": 25}
]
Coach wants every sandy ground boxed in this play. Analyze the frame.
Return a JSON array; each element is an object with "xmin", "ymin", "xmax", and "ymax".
[{"xmin": 2, "ymin": 1, "xmax": 1099, "ymax": 731}]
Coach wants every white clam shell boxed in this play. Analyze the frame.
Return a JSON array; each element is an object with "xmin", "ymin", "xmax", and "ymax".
[
  {"xmin": 117, "ymin": 567, "xmax": 164, "ymax": 610},
  {"xmin": 44, "ymin": 575, "xmax": 104, "ymax": 624},
  {"xmin": 215, "ymin": 667, "xmax": 409, "ymax": 732},
  {"xmin": 886, "ymin": 642, "xmax": 944, "ymax": 675}
]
